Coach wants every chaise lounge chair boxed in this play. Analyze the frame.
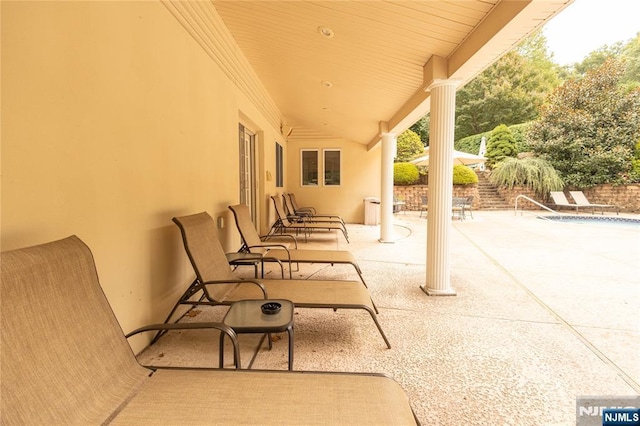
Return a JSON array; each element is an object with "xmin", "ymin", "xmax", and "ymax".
[
  {"xmin": 283, "ymin": 192, "xmax": 345, "ymax": 225},
  {"xmin": 270, "ymin": 195, "xmax": 350, "ymax": 243},
  {"xmin": 229, "ymin": 204, "xmax": 367, "ymax": 285},
  {"xmin": 549, "ymin": 191, "xmax": 580, "ymax": 213},
  {"xmin": 168, "ymin": 212, "xmax": 391, "ymax": 349},
  {"xmin": 1, "ymin": 236, "xmax": 415, "ymax": 424},
  {"xmin": 282, "ymin": 193, "xmax": 349, "ymax": 238},
  {"xmin": 569, "ymin": 191, "xmax": 619, "ymax": 215}
]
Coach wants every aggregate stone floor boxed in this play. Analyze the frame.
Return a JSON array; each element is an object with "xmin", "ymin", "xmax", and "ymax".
[{"xmin": 137, "ymin": 210, "xmax": 639, "ymax": 425}]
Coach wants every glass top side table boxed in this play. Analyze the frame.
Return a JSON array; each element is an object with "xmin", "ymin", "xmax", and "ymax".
[{"xmin": 219, "ymin": 299, "xmax": 294, "ymax": 370}]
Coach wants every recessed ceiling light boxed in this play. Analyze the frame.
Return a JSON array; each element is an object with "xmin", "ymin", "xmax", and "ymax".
[
  {"xmin": 321, "ymin": 80, "xmax": 333, "ymax": 88},
  {"xmin": 317, "ymin": 26, "xmax": 334, "ymax": 38}
]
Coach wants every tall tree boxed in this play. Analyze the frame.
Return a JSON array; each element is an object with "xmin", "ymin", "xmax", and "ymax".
[
  {"xmin": 455, "ymin": 31, "xmax": 561, "ymax": 140},
  {"xmin": 621, "ymin": 32, "xmax": 640, "ymax": 89},
  {"xmin": 528, "ymin": 59, "xmax": 640, "ymax": 187},
  {"xmin": 575, "ymin": 44, "xmax": 622, "ymax": 75},
  {"xmin": 409, "ymin": 115, "xmax": 430, "ymax": 146}
]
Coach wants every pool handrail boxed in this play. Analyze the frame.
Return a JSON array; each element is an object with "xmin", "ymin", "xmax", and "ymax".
[{"xmin": 514, "ymin": 194, "xmax": 561, "ymax": 218}]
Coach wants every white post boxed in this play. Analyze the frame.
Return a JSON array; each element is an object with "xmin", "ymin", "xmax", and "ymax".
[
  {"xmin": 380, "ymin": 132, "xmax": 396, "ymax": 243},
  {"xmin": 421, "ymin": 80, "xmax": 458, "ymax": 296}
]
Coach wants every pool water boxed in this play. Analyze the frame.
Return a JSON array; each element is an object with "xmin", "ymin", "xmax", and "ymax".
[{"xmin": 541, "ymin": 215, "xmax": 640, "ymax": 228}]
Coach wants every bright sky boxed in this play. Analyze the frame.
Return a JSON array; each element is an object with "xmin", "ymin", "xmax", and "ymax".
[{"xmin": 543, "ymin": 0, "xmax": 640, "ymax": 65}]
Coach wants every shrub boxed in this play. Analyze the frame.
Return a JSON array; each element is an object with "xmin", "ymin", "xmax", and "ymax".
[
  {"xmin": 455, "ymin": 122, "xmax": 532, "ymax": 154},
  {"xmin": 489, "ymin": 157, "xmax": 563, "ymax": 197},
  {"xmin": 393, "ymin": 163, "xmax": 420, "ymax": 185},
  {"xmin": 395, "ymin": 130, "xmax": 425, "ymax": 162},
  {"xmin": 452, "ymin": 165, "xmax": 478, "ymax": 185}
]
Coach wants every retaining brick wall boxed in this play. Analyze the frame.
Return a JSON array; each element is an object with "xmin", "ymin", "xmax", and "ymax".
[
  {"xmin": 394, "ymin": 184, "xmax": 480, "ymax": 210},
  {"xmin": 395, "ymin": 184, "xmax": 640, "ymax": 212}
]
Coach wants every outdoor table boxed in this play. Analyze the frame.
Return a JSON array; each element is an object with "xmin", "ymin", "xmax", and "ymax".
[
  {"xmin": 219, "ymin": 299, "xmax": 294, "ymax": 370},
  {"xmin": 225, "ymin": 252, "xmax": 284, "ymax": 278}
]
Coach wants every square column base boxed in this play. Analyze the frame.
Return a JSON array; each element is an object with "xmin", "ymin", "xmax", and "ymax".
[{"xmin": 420, "ymin": 285, "xmax": 456, "ymax": 296}]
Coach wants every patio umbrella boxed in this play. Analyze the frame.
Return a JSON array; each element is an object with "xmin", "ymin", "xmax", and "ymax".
[
  {"xmin": 478, "ymin": 136, "xmax": 487, "ymax": 171},
  {"xmin": 410, "ymin": 147, "xmax": 487, "ymax": 167}
]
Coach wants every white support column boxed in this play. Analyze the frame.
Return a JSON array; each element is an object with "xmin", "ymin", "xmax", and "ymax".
[
  {"xmin": 380, "ymin": 132, "xmax": 396, "ymax": 243},
  {"xmin": 421, "ymin": 80, "xmax": 458, "ymax": 296}
]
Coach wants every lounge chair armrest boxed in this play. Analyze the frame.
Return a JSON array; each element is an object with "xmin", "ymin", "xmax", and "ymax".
[
  {"xmin": 201, "ymin": 278, "xmax": 268, "ymax": 299},
  {"xmin": 125, "ymin": 322, "xmax": 241, "ymax": 369},
  {"xmin": 260, "ymin": 233, "xmax": 298, "ymax": 248},
  {"xmin": 247, "ymin": 243, "xmax": 291, "ymax": 255}
]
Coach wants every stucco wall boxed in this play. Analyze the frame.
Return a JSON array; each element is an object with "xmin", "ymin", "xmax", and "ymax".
[
  {"xmin": 286, "ymin": 139, "xmax": 382, "ymax": 223},
  {"xmin": 0, "ymin": 1, "xmax": 285, "ymax": 352}
]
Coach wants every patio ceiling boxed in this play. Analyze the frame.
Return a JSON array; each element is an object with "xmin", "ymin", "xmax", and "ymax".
[{"xmin": 213, "ymin": 0, "xmax": 571, "ymax": 148}]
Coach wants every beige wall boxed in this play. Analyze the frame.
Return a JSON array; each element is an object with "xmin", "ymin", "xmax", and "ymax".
[
  {"xmin": 0, "ymin": 1, "xmax": 285, "ymax": 351},
  {"xmin": 286, "ymin": 139, "xmax": 381, "ymax": 223}
]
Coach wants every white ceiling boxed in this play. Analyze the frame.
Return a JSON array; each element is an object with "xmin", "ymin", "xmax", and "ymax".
[{"xmin": 213, "ymin": 0, "xmax": 571, "ymax": 147}]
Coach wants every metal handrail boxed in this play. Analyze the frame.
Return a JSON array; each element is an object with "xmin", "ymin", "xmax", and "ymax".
[{"xmin": 514, "ymin": 194, "xmax": 561, "ymax": 218}]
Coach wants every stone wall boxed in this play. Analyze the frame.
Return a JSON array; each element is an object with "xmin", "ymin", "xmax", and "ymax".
[
  {"xmin": 394, "ymin": 184, "xmax": 480, "ymax": 210},
  {"xmin": 395, "ymin": 183, "xmax": 640, "ymax": 212}
]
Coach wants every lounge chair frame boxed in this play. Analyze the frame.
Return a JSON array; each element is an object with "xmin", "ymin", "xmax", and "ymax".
[
  {"xmin": 283, "ymin": 192, "xmax": 346, "ymax": 225},
  {"xmin": 270, "ymin": 196, "xmax": 350, "ymax": 243},
  {"xmin": 1, "ymin": 235, "xmax": 417, "ymax": 424}
]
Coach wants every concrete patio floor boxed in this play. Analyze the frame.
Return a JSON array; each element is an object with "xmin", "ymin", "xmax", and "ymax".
[{"xmin": 137, "ymin": 210, "xmax": 639, "ymax": 425}]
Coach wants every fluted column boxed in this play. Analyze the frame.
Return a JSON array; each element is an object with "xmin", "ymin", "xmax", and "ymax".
[
  {"xmin": 380, "ymin": 132, "xmax": 396, "ymax": 243},
  {"xmin": 421, "ymin": 80, "xmax": 458, "ymax": 296}
]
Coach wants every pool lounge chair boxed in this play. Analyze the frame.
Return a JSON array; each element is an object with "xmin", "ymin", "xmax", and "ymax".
[
  {"xmin": 270, "ymin": 195, "xmax": 350, "ymax": 243},
  {"xmin": 283, "ymin": 192, "xmax": 345, "ymax": 225},
  {"xmin": 549, "ymin": 191, "xmax": 580, "ymax": 213},
  {"xmin": 569, "ymin": 191, "xmax": 619, "ymax": 215},
  {"xmin": 282, "ymin": 193, "xmax": 348, "ymax": 237},
  {"xmin": 168, "ymin": 212, "xmax": 391, "ymax": 349},
  {"xmin": 1, "ymin": 236, "xmax": 415, "ymax": 424},
  {"xmin": 229, "ymin": 204, "xmax": 368, "ymax": 285}
]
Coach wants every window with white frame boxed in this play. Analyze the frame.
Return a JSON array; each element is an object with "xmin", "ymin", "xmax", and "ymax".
[
  {"xmin": 301, "ymin": 149, "xmax": 318, "ymax": 186},
  {"xmin": 323, "ymin": 149, "xmax": 341, "ymax": 186}
]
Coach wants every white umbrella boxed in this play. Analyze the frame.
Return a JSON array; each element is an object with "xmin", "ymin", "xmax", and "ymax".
[
  {"xmin": 410, "ymin": 147, "xmax": 486, "ymax": 167},
  {"xmin": 478, "ymin": 136, "xmax": 487, "ymax": 171}
]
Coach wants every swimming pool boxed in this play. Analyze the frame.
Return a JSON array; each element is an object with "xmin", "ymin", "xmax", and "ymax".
[{"xmin": 540, "ymin": 215, "xmax": 640, "ymax": 228}]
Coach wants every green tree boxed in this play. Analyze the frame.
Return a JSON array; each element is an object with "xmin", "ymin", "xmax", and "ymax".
[
  {"xmin": 621, "ymin": 32, "xmax": 640, "ymax": 89},
  {"xmin": 575, "ymin": 44, "xmax": 622, "ymax": 75},
  {"xmin": 409, "ymin": 115, "xmax": 430, "ymax": 146},
  {"xmin": 528, "ymin": 59, "xmax": 640, "ymax": 187},
  {"xmin": 486, "ymin": 124, "xmax": 517, "ymax": 168},
  {"xmin": 395, "ymin": 129, "xmax": 424, "ymax": 162},
  {"xmin": 455, "ymin": 31, "xmax": 561, "ymax": 139}
]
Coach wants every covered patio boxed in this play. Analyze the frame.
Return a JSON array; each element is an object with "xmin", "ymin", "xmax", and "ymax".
[
  {"xmin": 137, "ymin": 211, "xmax": 640, "ymax": 424},
  {"xmin": 2, "ymin": 0, "xmax": 574, "ymax": 349}
]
